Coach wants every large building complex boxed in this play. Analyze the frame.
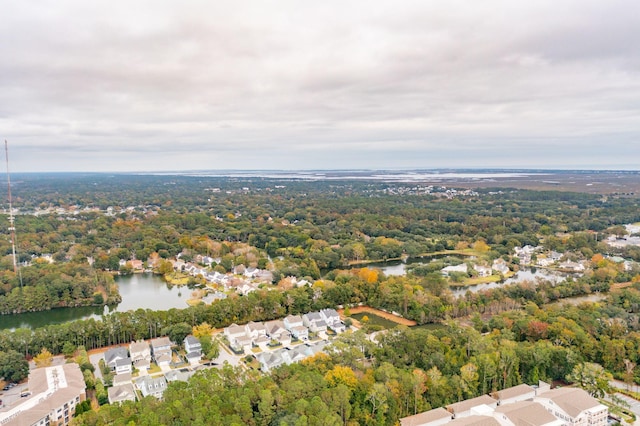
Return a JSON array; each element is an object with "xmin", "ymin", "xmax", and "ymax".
[
  {"xmin": 400, "ymin": 383, "xmax": 607, "ymax": 426},
  {"xmin": 0, "ymin": 363, "xmax": 86, "ymax": 426}
]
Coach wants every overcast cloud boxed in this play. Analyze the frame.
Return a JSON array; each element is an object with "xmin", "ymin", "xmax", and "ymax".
[{"xmin": 2, "ymin": 0, "xmax": 639, "ymax": 172}]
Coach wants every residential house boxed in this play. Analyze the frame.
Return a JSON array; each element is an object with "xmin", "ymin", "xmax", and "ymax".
[
  {"xmin": 302, "ymin": 312, "xmax": 328, "ymax": 333},
  {"xmin": 115, "ymin": 357, "xmax": 132, "ymax": 375},
  {"xmin": 256, "ymin": 350, "xmax": 286, "ymax": 373},
  {"xmin": 557, "ymin": 261, "xmax": 585, "ymax": 272},
  {"xmin": 225, "ymin": 323, "xmax": 248, "ymax": 341},
  {"xmin": 237, "ymin": 282, "xmax": 258, "ymax": 296},
  {"xmin": 165, "ymin": 369, "xmax": 195, "ymax": 383},
  {"xmin": 534, "ymin": 387, "xmax": 607, "ymax": 426},
  {"xmin": 113, "ymin": 373, "xmax": 132, "ymax": 387},
  {"xmin": 473, "ymin": 265, "xmax": 492, "ymax": 277},
  {"xmin": 129, "ymin": 340, "xmax": 151, "ymax": 371},
  {"xmin": 492, "ymin": 259, "xmax": 510, "ymax": 275},
  {"xmin": 447, "ymin": 395, "xmax": 498, "ymax": 419},
  {"xmin": 135, "ymin": 375, "xmax": 168, "ymax": 399},
  {"xmin": 108, "ymin": 384, "xmax": 136, "ymax": 404},
  {"xmin": 493, "ymin": 401, "xmax": 562, "ymax": 426},
  {"xmin": 245, "ymin": 321, "xmax": 268, "ymax": 340},
  {"xmin": 400, "ymin": 407, "xmax": 452, "ymax": 426},
  {"xmin": 184, "ymin": 335, "xmax": 202, "ymax": 365},
  {"xmin": 441, "ymin": 264, "xmax": 468, "ymax": 276},
  {"xmin": 184, "ymin": 335, "xmax": 202, "ymax": 354},
  {"xmin": 150, "ymin": 336, "xmax": 173, "ymax": 366},
  {"xmin": 265, "ymin": 320, "xmax": 293, "ymax": 346},
  {"xmin": 105, "ymin": 347, "xmax": 129, "ymax": 372},
  {"xmin": 284, "ymin": 315, "xmax": 309, "ymax": 340},
  {"xmin": 265, "ymin": 319, "xmax": 287, "ymax": 337},
  {"xmin": 283, "ymin": 346, "xmax": 308, "ymax": 364},
  {"xmin": 320, "ymin": 308, "xmax": 346, "ymax": 333},
  {"xmin": 284, "ymin": 315, "xmax": 304, "ymax": 330}
]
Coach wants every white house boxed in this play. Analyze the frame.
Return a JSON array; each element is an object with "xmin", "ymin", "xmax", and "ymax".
[
  {"xmin": 105, "ymin": 347, "xmax": 129, "ymax": 372},
  {"xmin": 184, "ymin": 335, "xmax": 201, "ymax": 353},
  {"xmin": 473, "ymin": 265, "xmax": 492, "ymax": 277},
  {"xmin": 129, "ymin": 340, "xmax": 151, "ymax": 371},
  {"xmin": 135, "ymin": 375, "xmax": 168, "ymax": 399},
  {"xmin": 184, "ymin": 335, "xmax": 202, "ymax": 365},
  {"xmin": 284, "ymin": 315, "xmax": 304, "ymax": 330},
  {"xmin": 441, "ymin": 264, "xmax": 468, "ymax": 276},
  {"xmin": 492, "ymin": 259, "xmax": 510, "ymax": 275},
  {"xmin": 225, "ymin": 323, "xmax": 247, "ymax": 341},
  {"xmin": 302, "ymin": 312, "xmax": 328, "ymax": 333},
  {"xmin": 150, "ymin": 336, "xmax": 173, "ymax": 366},
  {"xmin": 320, "ymin": 308, "xmax": 346, "ymax": 333},
  {"xmin": 245, "ymin": 321, "xmax": 268, "ymax": 340},
  {"xmin": 114, "ymin": 357, "xmax": 132, "ymax": 375}
]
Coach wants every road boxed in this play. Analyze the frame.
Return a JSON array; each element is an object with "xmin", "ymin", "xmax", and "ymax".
[{"xmin": 610, "ymin": 379, "xmax": 640, "ymax": 426}]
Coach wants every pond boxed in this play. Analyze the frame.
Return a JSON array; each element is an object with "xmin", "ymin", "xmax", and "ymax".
[
  {"xmin": 0, "ymin": 273, "xmax": 192, "ymax": 330},
  {"xmin": 448, "ymin": 267, "xmax": 577, "ymax": 297}
]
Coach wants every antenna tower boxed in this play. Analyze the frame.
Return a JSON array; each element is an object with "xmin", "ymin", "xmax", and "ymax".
[{"xmin": 5, "ymin": 141, "xmax": 22, "ymax": 288}]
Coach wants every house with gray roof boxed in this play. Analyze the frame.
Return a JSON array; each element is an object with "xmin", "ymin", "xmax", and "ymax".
[
  {"xmin": 115, "ymin": 357, "xmax": 132, "ymax": 375},
  {"xmin": 256, "ymin": 350, "xmax": 286, "ymax": 373},
  {"xmin": 108, "ymin": 383, "xmax": 136, "ymax": 404},
  {"xmin": 320, "ymin": 308, "xmax": 345, "ymax": 333},
  {"xmin": 105, "ymin": 347, "xmax": 129, "ymax": 371},
  {"xmin": 135, "ymin": 375, "xmax": 168, "ymax": 399},
  {"xmin": 302, "ymin": 312, "xmax": 327, "ymax": 333}
]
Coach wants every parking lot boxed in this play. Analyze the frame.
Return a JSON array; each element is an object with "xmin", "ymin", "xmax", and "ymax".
[{"xmin": 0, "ymin": 382, "xmax": 30, "ymax": 408}]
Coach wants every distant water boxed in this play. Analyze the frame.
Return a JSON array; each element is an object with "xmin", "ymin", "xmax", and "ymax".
[
  {"xmin": 144, "ymin": 169, "xmax": 544, "ymax": 182},
  {"xmin": 0, "ymin": 273, "xmax": 191, "ymax": 330}
]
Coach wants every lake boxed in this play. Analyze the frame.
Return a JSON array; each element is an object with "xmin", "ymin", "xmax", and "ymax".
[{"xmin": 0, "ymin": 273, "xmax": 191, "ymax": 330}]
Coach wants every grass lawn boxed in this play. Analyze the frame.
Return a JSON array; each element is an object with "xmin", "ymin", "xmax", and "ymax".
[
  {"xmin": 351, "ymin": 312, "xmax": 399, "ymax": 330},
  {"xmin": 451, "ymin": 271, "xmax": 515, "ymax": 287}
]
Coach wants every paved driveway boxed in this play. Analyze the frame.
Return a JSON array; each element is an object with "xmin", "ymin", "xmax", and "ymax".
[{"xmin": 89, "ymin": 352, "xmax": 105, "ymax": 381}]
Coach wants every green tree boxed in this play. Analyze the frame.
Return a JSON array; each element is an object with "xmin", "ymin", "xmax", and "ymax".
[
  {"xmin": 0, "ymin": 350, "xmax": 29, "ymax": 382},
  {"xmin": 566, "ymin": 362, "xmax": 612, "ymax": 398}
]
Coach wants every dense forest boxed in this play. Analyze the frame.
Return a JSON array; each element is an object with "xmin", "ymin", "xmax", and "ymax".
[
  {"xmin": 74, "ymin": 287, "xmax": 640, "ymax": 425},
  {"xmin": 2, "ymin": 173, "xmax": 640, "ymax": 425},
  {"xmin": 2, "ymin": 173, "xmax": 640, "ymax": 314}
]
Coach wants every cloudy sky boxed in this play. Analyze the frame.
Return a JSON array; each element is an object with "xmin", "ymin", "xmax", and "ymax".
[{"xmin": 2, "ymin": 0, "xmax": 639, "ymax": 172}]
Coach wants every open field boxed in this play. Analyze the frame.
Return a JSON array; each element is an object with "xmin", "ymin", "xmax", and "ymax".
[
  {"xmin": 339, "ymin": 306, "xmax": 417, "ymax": 326},
  {"xmin": 412, "ymin": 170, "xmax": 640, "ymax": 195}
]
